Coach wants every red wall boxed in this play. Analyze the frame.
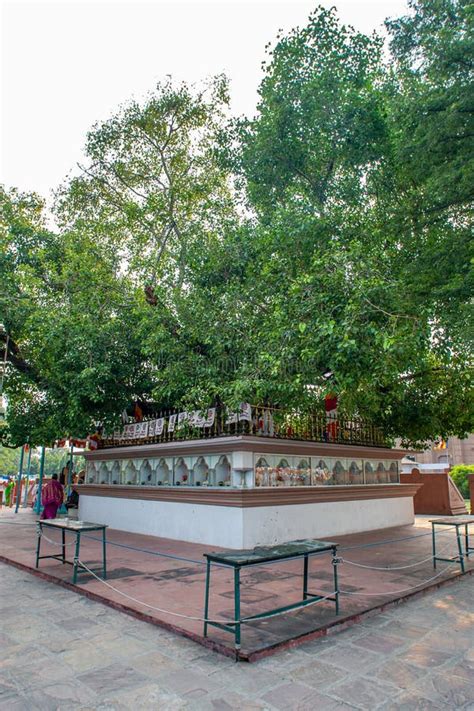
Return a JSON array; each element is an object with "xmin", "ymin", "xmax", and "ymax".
[{"xmin": 400, "ymin": 469, "xmax": 467, "ymax": 515}]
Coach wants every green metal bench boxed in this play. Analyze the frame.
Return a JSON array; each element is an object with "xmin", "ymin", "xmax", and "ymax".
[
  {"xmin": 431, "ymin": 517, "xmax": 474, "ymax": 573},
  {"xmin": 203, "ymin": 538, "xmax": 339, "ymax": 651},
  {"xmin": 36, "ymin": 519, "xmax": 107, "ymax": 584}
]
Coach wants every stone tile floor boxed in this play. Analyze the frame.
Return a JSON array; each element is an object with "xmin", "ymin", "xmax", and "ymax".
[
  {"xmin": 0, "ymin": 562, "xmax": 473, "ymax": 710},
  {"xmin": 1, "ymin": 509, "xmax": 472, "ymax": 658}
]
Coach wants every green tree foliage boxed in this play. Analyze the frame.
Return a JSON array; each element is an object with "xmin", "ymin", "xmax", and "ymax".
[
  {"xmin": 0, "ymin": 446, "xmax": 84, "ymax": 478},
  {"xmin": 232, "ymin": 3, "xmax": 473, "ymax": 443},
  {"xmin": 0, "ymin": 184, "xmax": 150, "ymax": 445},
  {"xmin": 450, "ymin": 463, "xmax": 474, "ymax": 499},
  {"xmin": 386, "ymin": 0, "xmax": 474, "ymax": 215},
  {"xmin": 0, "ymin": 2, "xmax": 472, "ymax": 447}
]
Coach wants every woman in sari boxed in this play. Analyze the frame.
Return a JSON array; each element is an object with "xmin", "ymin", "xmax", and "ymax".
[{"xmin": 40, "ymin": 473, "xmax": 64, "ymax": 520}]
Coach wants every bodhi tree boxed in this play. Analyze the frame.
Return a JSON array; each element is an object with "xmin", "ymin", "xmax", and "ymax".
[
  {"xmin": 233, "ymin": 4, "xmax": 473, "ymax": 444},
  {"xmin": 1, "ymin": 3, "xmax": 472, "ymax": 448}
]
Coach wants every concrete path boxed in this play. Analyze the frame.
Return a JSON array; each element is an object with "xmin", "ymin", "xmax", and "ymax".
[{"xmin": 1, "ymin": 562, "xmax": 473, "ymax": 710}]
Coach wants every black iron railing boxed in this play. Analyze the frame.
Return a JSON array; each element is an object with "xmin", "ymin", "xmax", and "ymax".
[{"xmin": 98, "ymin": 405, "xmax": 388, "ymax": 449}]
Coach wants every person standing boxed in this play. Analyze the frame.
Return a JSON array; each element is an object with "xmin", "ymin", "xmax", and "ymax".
[
  {"xmin": 40, "ymin": 473, "xmax": 64, "ymax": 520},
  {"xmin": 29, "ymin": 478, "xmax": 40, "ymax": 508},
  {"xmin": 4, "ymin": 477, "xmax": 14, "ymax": 507}
]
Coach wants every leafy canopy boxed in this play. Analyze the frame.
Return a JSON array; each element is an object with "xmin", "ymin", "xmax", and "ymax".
[{"xmin": 1, "ymin": 2, "xmax": 472, "ymax": 448}]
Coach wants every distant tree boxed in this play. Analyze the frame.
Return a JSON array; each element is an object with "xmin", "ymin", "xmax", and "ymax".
[{"xmin": 450, "ymin": 464, "xmax": 474, "ymax": 499}]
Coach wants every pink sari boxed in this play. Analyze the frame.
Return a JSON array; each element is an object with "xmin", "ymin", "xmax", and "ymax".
[{"xmin": 40, "ymin": 479, "xmax": 64, "ymax": 519}]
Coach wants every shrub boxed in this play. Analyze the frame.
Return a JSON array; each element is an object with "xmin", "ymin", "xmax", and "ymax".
[{"xmin": 450, "ymin": 465, "xmax": 474, "ymax": 499}]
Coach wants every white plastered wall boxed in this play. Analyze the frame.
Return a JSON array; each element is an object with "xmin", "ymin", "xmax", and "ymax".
[
  {"xmin": 79, "ymin": 496, "xmax": 243, "ymax": 548},
  {"xmin": 79, "ymin": 495, "xmax": 414, "ymax": 548},
  {"xmin": 241, "ymin": 497, "xmax": 414, "ymax": 547}
]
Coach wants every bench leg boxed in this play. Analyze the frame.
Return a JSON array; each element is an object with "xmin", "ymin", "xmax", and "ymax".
[
  {"xmin": 333, "ymin": 548, "xmax": 340, "ymax": 615},
  {"xmin": 203, "ymin": 559, "xmax": 211, "ymax": 638},
  {"xmin": 73, "ymin": 532, "xmax": 81, "ymax": 584},
  {"xmin": 456, "ymin": 526, "xmax": 465, "ymax": 573},
  {"xmin": 35, "ymin": 525, "xmax": 42, "ymax": 568},
  {"xmin": 303, "ymin": 554, "xmax": 308, "ymax": 600},
  {"xmin": 465, "ymin": 525, "xmax": 469, "ymax": 558}
]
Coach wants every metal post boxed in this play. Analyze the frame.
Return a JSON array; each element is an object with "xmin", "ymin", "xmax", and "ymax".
[
  {"xmin": 35, "ymin": 522, "xmax": 42, "ymax": 567},
  {"xmin": 67, "ymin": 439, "xmax": 74, "ymax": 496},
  {"xmin": 333, "ymin": 550, "xmax": 340, "ymax": 615},
  {"xmin": 35, "ymin": 446, "xmax": 46, "ymax": 515},
  {"xmin": 303, "ymin": 554, "xmax": 309, "ymax": 600},
  {"xmin": 73, "ymin": 532, "xmax": 81, "ymax": 584},
  {"xmin": 102, "ymin": 527, "xmax": 107, "ymax": 579},
  {"xmin": 203, "ymin": 559, "xmax": 211, "ymax": 638},
  {"xmin": 234, "ymin": 566, "xmax": 241, "ymax": 653},
  {"xmin": 14, "ymin": 445, "xmax": 25, "ymax": 513},
  {"xmin": 432, "ymin": 523, "xmax": 437, "ymax": 569},
  {"xmin": 455, "ymin": 525, "xmax": 465, "ymax": 573},
  {"xmin": 22, "ymin": 445, "xmax": 32, "ymax": 507}
]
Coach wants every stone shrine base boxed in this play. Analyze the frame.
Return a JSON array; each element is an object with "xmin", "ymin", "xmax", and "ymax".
[{"xmin": 78, "ymin": 483, "xmax": 420, "ymax": 547}]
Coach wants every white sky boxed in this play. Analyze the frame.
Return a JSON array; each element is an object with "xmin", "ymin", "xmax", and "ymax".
[{"xmin": 1, "ymin": 0, "xmax": 408, "ymax": 200}]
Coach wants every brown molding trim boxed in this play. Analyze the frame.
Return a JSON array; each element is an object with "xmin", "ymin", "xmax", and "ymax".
[
  {"xmin": 77, "ymin": 483, "xmax": 421, "ymax": 508},
  {"xmin": 85, "ymin": 436, "xmax": 407, "ymax": 462}
]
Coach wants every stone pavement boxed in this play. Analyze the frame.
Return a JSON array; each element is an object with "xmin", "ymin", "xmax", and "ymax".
[
  {"xmin": 1, "ymin": 562, "xmax": 473, "ymax": 710},
  {"xmin": 1, "ymin": 510, "xmax": 473, "ymax": 659}
]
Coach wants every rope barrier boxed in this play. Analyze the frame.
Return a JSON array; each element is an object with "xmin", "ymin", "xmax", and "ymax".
[
  {"xmin": 339, "ymin": 526, "xmax": 453, "ymax": 552},
  {"xmin": 340, "ymin": 539, "xmax": 456, "ymax": 571},
  {"xmin": 80, "ymin": 526, "xmax": 454, "ymax": 570},
  {"xmin": 340, "ymin": 565, "xmax": 452, "ymax": 596},
  {"xmin": 81, "ymin": 533, "xmax": 215, "ymax": 568},
  {"xmin": 38, "ymin": 531, "xmax": 77, "ymax": 548},
  {"xmin": 75, "ymin": 560, "xmax": 337, "ymax": 625},
  {"xmin": 76, "ymin": 559, "xmax": 454, "ymax": 624}
]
